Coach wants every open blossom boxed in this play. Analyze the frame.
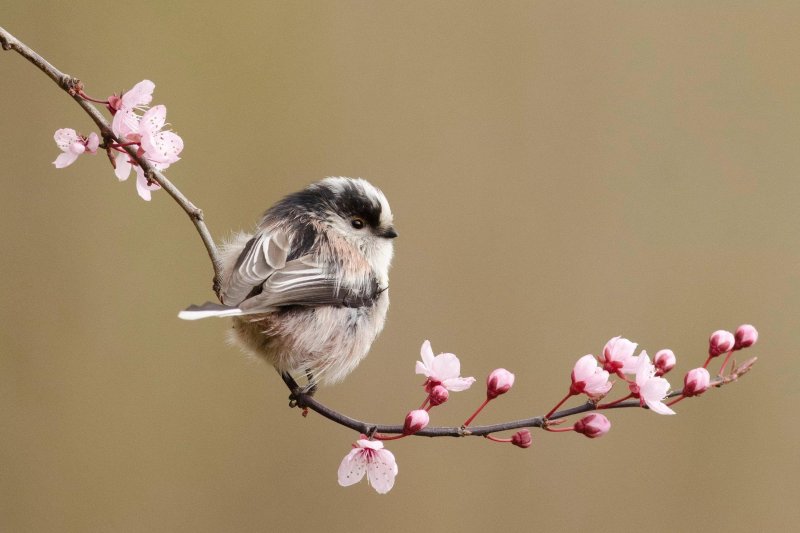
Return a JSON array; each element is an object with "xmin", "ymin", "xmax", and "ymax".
[
  {"xmin": 337, "ymin": 438, "xmax": 398, "ymax": 494},
  {"xmin": 486, "ymin": 368, "xmax": 515, "ymax": 399},
  {"xmin": 416, "ymin": 340, "xmax": 476, "ymax": 393},
  {"xmin": 599, "ymin": 336, "xmax": 639, "ymax": 376},
  {"xmin": 109, "ymin": 80, "xmax": 155, "ymax": 128},
  {"xmin": 570, "ymin": 354, "xmax": 613, "ymax": 400},
  {"xmin": 630, "ymin": 352, "xmax": 675, "ymax": 415},
  {"xmin": 52, "ymin": 129, "xmax": 99, "ymax": 168}
]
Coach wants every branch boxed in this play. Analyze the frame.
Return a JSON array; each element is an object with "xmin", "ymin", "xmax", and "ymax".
[
  {"xmin": 0, "ymin": 25, "xmax": 223, "ymax": 296},
  {"xmin": 282, "ymin": 361, "xmax": 756, "ymax": 438}
]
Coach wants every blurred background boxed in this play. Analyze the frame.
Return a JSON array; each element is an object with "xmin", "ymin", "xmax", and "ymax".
[{"xmin": 2, "ymin": 1, "xmax": 798, "ymax": 531}]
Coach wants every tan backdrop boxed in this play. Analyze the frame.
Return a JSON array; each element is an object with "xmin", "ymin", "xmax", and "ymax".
[{"xmin": 2, "ymin": 2, "xmax": 798, "ymax": 531}]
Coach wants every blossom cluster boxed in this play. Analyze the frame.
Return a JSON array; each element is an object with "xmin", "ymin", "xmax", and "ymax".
[
  {"xmin": 52, "ymin": 80, "xmax": 183, "ymax": 201},
  {"xmin": 337, "ymin": 325, "xmax": 758, "ymax": 494}
]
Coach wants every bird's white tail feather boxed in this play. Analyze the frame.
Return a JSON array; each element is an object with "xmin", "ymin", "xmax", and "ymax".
[{"xmin": 178, "ymin": 302, "xmax": 244, "ymax": 320}]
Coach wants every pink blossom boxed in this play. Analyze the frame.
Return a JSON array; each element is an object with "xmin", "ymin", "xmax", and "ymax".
[
  {"xmin": 337, "ymin": 438, "xmax": 398, "ymax": 494},
  {"xmin": 630, "ymin": 352, "xmax": 675, "ymax": 415},
  {"xmin": 708, "ymin": 330, "xmax": 735, "ymax": 357},
  {"xmin": 683, "ymin": 367, "xmax": 711, "ymax": 397},
  {"xmin": 428, "ymin": 384, "xmax": 449, "ymax": 406},
  {"xmin": 52, "ymin": 129, "xmax": 99, "ymax": 168},
  {"xmin": 486, "ymin": 368, "xmax": 515, "ymax": 399},
  {"xmin": 403, "ymin": 410, "xmax": 429, "ymax": 435},
  {"xmin": 599, "ymin": 336, "xmax": 639, "ymax": 375},
  {"xmin": 415, "ymin": 340, "xmax": 476, "ymax": 392},
  {"xmin": 734, "ymin": 324, "xmax": 758, "ymax": 350},
  {"xmin": 654, "ymin": 349, "xmax": 676, "ymax": 376},
  {"xmin": 109, "ymin": 79, "xmax": 155, "ymax": 129},
  {"xmin": 570, "ymin": 354, "xmax": 613, "ymax": 400},
  {"xmin": 511, "ymin": 430, "xmax": 532, "ymax": 448},
  {"xmin": 573, "ymin": 413, "xmax": 611, "ymax": 438}
]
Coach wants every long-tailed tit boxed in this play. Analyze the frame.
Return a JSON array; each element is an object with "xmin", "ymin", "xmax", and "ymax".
[{"xmin": 179, "ymin": 177, "xmax": 397, "ymax": 388}]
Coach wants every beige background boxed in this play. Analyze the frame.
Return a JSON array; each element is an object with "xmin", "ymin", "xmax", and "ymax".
[{"xmin": 2, "ymin": 2, "xmax": 798, "ymax": 531}]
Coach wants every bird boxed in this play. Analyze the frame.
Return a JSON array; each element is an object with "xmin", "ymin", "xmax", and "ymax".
[{"xmin": 178, "ymin": 177, "xmax": 397, "ymax": 390}]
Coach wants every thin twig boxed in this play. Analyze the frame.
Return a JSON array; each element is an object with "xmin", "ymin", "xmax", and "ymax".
[{"xmin": 0, "ymin": 25, "xmax": 223, "ymax": 296}]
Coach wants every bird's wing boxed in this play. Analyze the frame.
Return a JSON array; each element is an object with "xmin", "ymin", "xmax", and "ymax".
[
  {"xmin": 219, "ymin": 229, "xmax": 380, "ymax": 313},
  {"xmin": 220, "ymin": 230, "xmax": 291, "ymax": 306},
  {"xmin": 238, "ymin": 255, "xmax": 381, "ymax": 313}
]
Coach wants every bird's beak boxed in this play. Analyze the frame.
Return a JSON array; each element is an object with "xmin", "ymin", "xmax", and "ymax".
[{"xmin": 379, "ymin": 226, "xmax": 398, "ymax": 239}]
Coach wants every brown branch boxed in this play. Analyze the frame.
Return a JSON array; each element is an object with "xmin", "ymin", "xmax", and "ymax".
[
  {"xmin": 0, "ymin": 25, "xmax": 223, "ymax": 296},
  {"xmin": 1, "ymin": 25, "xmax": 758, "ymax": 441}
]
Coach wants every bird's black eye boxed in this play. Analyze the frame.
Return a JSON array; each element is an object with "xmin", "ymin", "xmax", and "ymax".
[{"xmin": 351, "ymin": 218, "xmax": 365, "ymax": 229}]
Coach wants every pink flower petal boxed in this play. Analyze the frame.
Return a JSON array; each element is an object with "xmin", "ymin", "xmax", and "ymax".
[
  {"xmin": 121, "ymin": 79, "xmax": 155, "ymax": 109},
  {"xmin": 86, "ymin": 132, "xmax": 100, "ymax": 153},
  {"xmin": 337, "ymin": 449, "xmax": 367, "ymax": 487},
  {"xmin": 54, "ymin": 128, "xmax": 79, "ymax": 151},
  {"xmin": 135, "ymin": 166, "xmax": 160, "ymax": 201},
  {"xmin": 53, "ymin": 151, "xmax": 79, "ymax": 168},
  {"xmin": 430, "ymin": 352, "xmax": 461, "ymax": 381},
  {"xmin": 366, "ymin": 449, "xmax": 398, "ymax": 494},
  {"xmin": 114, "ymin": 152, "xmax": 132, "ymax": 181},
  {"xmin": 419, "ymin": 340, "xmax": 435, "ymax": 370},
  {"xmin": 442, "ymin": 376, "xmax": 476, "ymax": 391}
]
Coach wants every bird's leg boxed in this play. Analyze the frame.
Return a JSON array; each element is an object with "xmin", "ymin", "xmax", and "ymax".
[{"xmin": 302, "ymin": 369, "xmax": 318, "ymax": 396}]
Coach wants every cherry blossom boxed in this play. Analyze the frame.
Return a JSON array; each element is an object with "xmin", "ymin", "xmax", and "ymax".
[
  {"xmin": 570, "ymin": 354, "xmax": 613, "ymax": 400},
  {"xmin": 630, "ymin": 352, "xmax": 675, "ymax": 415},
  {"xmin": 683, "ymin": 367, "xmax": 711, "ymax": 397},
  {"xmin": 573, "ymin": 413, "xmax": 611, "ymax": 438},
  {"xmin": 52, "ymin": 128, "xmax": 99, "ymax": 168},
  {"xmin": 486, "ymin": 368, "xmax": 515, "ymax": 399},
  {"xmin": 599, "ymin": 336, "xmax": 639, "ymax": 376},
  {"xmin": 734, "ymin": 324, "xmax": 758, "ymax": 350},
  {"xmin": 403, "ymin": 410, "xmax": 429, "ymax": 435},
  {"xmin": 654, "ymin": 349, "xmax": 676, "ymax": 376},
  {"xmin": 337, "ymin": 438, "xmax": 398, "ymax": 494},
  {"xmin": 109, "ymin": 79, "xmax": 155, "ymax": 132},
  {"xmin": 415, "ymin": 340, "xmax": 476, "ymax": 392},
  {"xmin": 708, "ymin": 330, "xmax": 735, "ymax": 357}
]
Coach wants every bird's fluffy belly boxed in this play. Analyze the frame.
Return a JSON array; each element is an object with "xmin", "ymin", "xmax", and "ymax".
[{"xmin": 228, "ymin": 295, "xmax": 388, "ymax": 385}]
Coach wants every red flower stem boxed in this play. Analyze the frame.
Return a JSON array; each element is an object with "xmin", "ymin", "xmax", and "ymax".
[
  {"xmin": 545, "ymin": 391, "xmax": 574, "ymax": 419},
  {"xmin": 463, "ymin": 398, "xmax": 491, "ymax": 427},
  {"xmin": 702, "ymin": 355, "xmax": 714, "ymax": 369},
  {"xmin": 419, "ymin": 396, "xmax": 430, "ymax": 410},
  {"xmin": 373, "ymin": 433, "xmax": 406, "ymax": 441},
  {"xmin": 484, "ymin": 434, "xmax": 512, "ymax": 443},
  {"xmin": 666, "ymin": 394, "xmax": 686, "ymax": 407},
  {"xmin": 717, "ymin": 350, "xmax": 734, "ymax": 376},
  {"xmin": 596, "ymin": 393, "xmax": 634, "ymax": 409},
  {"xmin": 544, "ymin": 426, "xmax": 575, "ymax": 433},
  {"xmin": 76, "ymin": 89, "xmax": 110, "ymax": 105}
]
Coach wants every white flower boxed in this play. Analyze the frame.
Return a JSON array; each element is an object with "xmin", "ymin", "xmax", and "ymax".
[
  {"xmin": 571, "ymin": 354, "xmax": 613, "ymax": 400},
  {"xmin": 52, "ymin": 128, "xmax": 99, "ymax": 168},
  {"xmin": 632, "ymin": 352, "xmax": 675, "ymax": 415},
  {"xmin": 415, "ymin": 340, "xmax": 476, "ymax": 392},
  {"xmin": 337, "ymin": 439, "xmax": 398, "ymax": 494}
]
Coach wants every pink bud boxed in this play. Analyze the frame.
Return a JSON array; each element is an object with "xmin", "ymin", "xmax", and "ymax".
[
  {"xmin": 511, "ymin": 429, "xmax": 532, "ymax": 448},
  {"xmin": 429, "ymin": 385, "xmax": 449, "ymax": 406},
  {"xmin": 403, "ymin": 409, "xmax": 430, "ymax": 435},
  {"xmin": 683, "ymin": 367, "xmax": 711, "ymax": 397},
  {"xmin": 573, "ymin": 413, "xmax": 611, "ymax": 438},
  {"xmin": 708, "ymin": 330, "xmax": 735, "ymax": 357},
  {"xmin": 734, "ymin": 324, "xmax": 758, "ymax": 350},
  {"xmin": 654, "ymin": 349, "xmax": 676, "ymax": 376},
  {"xmin": 486, "ymin": 368, "xmax": 515, "ymax": 399}
]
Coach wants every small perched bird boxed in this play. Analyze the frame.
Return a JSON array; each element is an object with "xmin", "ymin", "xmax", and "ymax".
[{"xmin": 179, "ymin": 177, "xmax": 397, "ymax": 388}]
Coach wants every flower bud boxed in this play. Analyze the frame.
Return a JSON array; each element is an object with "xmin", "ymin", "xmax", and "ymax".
[
  {"xmin": 683, "ymin": 367, "xmax": 711, "ymax": 397},
  {"xmin": 708, "ymin": 330, "xmax": 735, "ymax": 357},
  {"xmin": 429, "ymin": 385, "xmax": 449, "ymax": 406},
  {"xmin": 654, "ymin": 349, "xmax": 676, "ymax": 376},
  {"xmin": 734, "ymin": 324, "xmax": 758, "ymax": 350},
  {"xmin": 403, "ymin": 409, "xmax": 430, "ymax": 435},
  {"xmin": 573, "ymin": 413, "xmax": 611, "ymax": 438},
  {"xmin": 486, "ymin": 368, "xmax": 515, "ymax": 399},
  {"xmin": 511, "ymin": 429, "xmax": 532, "ymax": 448}
]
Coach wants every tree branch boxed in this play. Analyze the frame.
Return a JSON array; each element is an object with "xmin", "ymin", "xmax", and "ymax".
[{"xmin": 0, "ymin": 25, "xmax": 223, "ymax": 296}]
